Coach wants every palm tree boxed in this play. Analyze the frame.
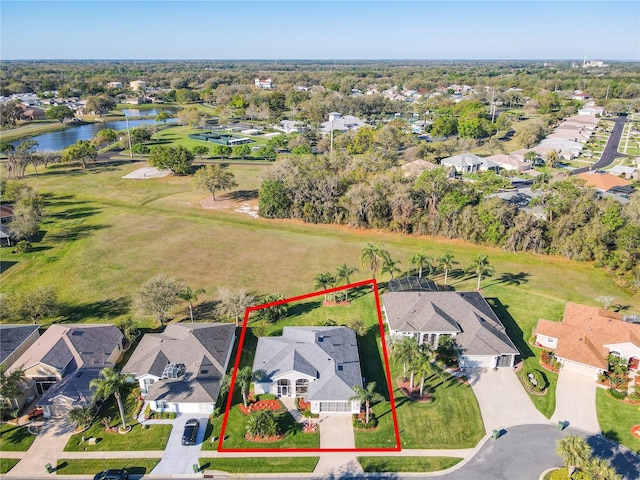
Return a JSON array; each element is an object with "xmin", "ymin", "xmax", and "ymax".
[
  {"xmin": 314, "ymin": 272, "xmax": 335, "ymax": 302},
  {"xmin": 224, "ymin": 366, "xmax": 266, "ymax": 408},
  {"xmin": 584, "ymin": 457, "xmax": 621, "ymax": 480},
  {"xmin": 90, "ymin": 367, "xmax": 134, "ymax": 432},
  {"xmin": 360, "ymin": 242, "xmax": 386, "ymax": 280},
  {"xmin": 415, "ymin": 355, "xmax": 434, "ymax": 396},
  {"xmin": 350, "ymin": 382, "xmax": 384, "ymax": 424},
  {"xmin": 467, "ymin": 254, "xmax": 495, "ymax": 291},
  {"xmin": 335, "ymin": 264, "xmax": 358, "ymax": 301},
  {"xmin": 246, "ymin": 409, "xmax": 277, "ymax": 439},
  {"xmin": 391, "ymin": 336, "xmax": 420, "ymax": 380},
  {"xmin": 545, "ymin": 149, "xmax": 560, "ymax": 168},
  {"xmin": 556, "ymin": 435, "xmax": 591, "ymax": 478},
  {"xmin": 381, "ymin": 254, "xmax": 401, "ymax": 280},
  {"xmin": 68, "ymin": 406, "xmax": 94, "ymax": 429},
  {"xmin": 408, "ymin": 251, "xmax": 433, "ymax": 279},
  {"xmin": 437, "ymin": 252, "xmax": 457, "ymax": 287},
  {"xmin": 116, "ymin": 317, "xmax": 139, "ymax": 347},
  {"xmin": 177, "ymin": 286, "xmax": 206, "ymax": 323},
  {"xmin": 0, "ymin": 366, "xmax": 26, "ymax": 409}
]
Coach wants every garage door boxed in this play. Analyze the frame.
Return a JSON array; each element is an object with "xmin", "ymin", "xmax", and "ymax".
[
  {"xmin": 176, "ymin": 403, "xmax": 212, "ymax": 414},
  {"xmin": 460, "ymin": 355, "xmax": 496, "ymax": 368},
  {"xmin": 561, "ymin": 360, "xmax": 597, "ymax": 378},
  {"xmin": 319, "ymin": 401, "xmax": 352, "ymax": 413}
]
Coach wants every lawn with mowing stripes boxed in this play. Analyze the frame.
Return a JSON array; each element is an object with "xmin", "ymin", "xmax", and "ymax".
[
  {"xmin": 596, "ymin": 389, "xmax": 640, "ymax": 452},
  {"xmin": 0, "ymin": 458, "xmax": 20, "ymax": 474},
  {"xmin": 198, "ymin": 457, "xmax": 319, "ymax": 473},
  {"xmin": 0, "ymin": 424, "xmax": 36, "ymax": 451},
  {"xmin": 55, "ymin": 458, "xmax": 160, "ymax": 475},
  {"xmin": 358, "ymin": 456, "xmax": 462, "ymax": 473}
]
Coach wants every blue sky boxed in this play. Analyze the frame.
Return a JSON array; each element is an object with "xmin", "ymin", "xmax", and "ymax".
[{"xmin": 2, "ymin": 1, "xmax": 638, "ymax": 60}]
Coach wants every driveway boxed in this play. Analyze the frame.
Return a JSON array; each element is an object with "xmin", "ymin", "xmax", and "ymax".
[
  {"xmin": 466, "ymin": 368, "xmax": 547, "ymax": 432},
  {"xmin": 551, "ymin": 369, "xmax": 600, "ymax": 433},
  {"xmin": 151, "ymin": 415, "xmax": 207, "ymax": 475}
]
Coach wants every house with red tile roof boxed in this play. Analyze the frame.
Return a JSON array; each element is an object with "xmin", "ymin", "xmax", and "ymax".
[
  {"xmin": 533, "ymin": 302, "xmax": 640, "ymax": 379},
  {"xmin": 577, "ymin": 172, "xmax": 633, "ymax": 194}
]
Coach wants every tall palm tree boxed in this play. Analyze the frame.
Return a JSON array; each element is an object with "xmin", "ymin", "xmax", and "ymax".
[
  {"xmin": 415, "ymin": 355, "xmax": 434, "ymax": 396},
  {"xmin": 437, "ymin": 252, "xmax": 457, "ymax": 287},
  {"xmin": 408, "ymin": 251, "xmax": 433, "ymax": 279},
  {"xmin": 335, "ymin": 264, "xmax": 358, "ymax": 301},
  {"xmin": 556, "ymin": 435, "xmax": 591, "ymax": 478},
  {"xmin": 177, "ymin": 286, "xmax": 206, "ymax": 323},
  {"xmin": 90, "ymin": 367, "xmax": 134, "ymax": 432},
  {"xmin": 467, "ymin": 254, "xmax": 495, "ymax": 291},
  {"xmin": 545, "ymin": 149, "xmax": 560, "ymax": 168},
  {"xmin": 584, "ymin": 457, "xmax": 621, "ymax": 480},
  {"xmin": 0, "ymin": 366, "xmax": 26, "ymax": 409},
  {"xmin": 314, "ymin": 272, "xmax": 335, "ymax": 302},
  {"xmin": 391, "ymin": 336, "xmax": 420, "ymax": 380},
  {"xmin": 246, "ymin": 409, "xmax": 277, "ymax": 439},
  {"xmin": 381, "ymin": 254, "xmax": 401, "ymax": 280},
  {"xmin": 350, "ymin": 382, "xmax": 384, "ymax": 424},
  {"xmin": 223, "ymin": 366, "xmax": 266, "ymax": 408},
  {"xmin": 360, "ymin": 242, "xmax": 386, "ymax": 280}
]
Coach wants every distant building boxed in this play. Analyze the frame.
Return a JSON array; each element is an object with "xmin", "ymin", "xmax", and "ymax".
[
  {"xmin": 577, "ymin": 172, "xmax": 633, "ymax": 195},
  {"xmin": 107, "ymin": 81, "xmax": 123, "ymax": 89},
  {"xmin": 130, "ymin": 80, "xmax": 147, "ymax": 91},
  {"xmin": 440, "ymin": 153, "xmax": 483, "ymax": 173},
  {"xmin": 274, "ymin": 120, "xmax": 307, "ymax": 134},
  {"xmin": 255, "ymin": 78, "xmax": 272, "ymax": 89},
  {"xmin": 319, "ymin": 112, "xmax": 365, "ymax": 134}
]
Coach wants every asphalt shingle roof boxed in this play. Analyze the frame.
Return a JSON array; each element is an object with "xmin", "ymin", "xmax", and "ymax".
[{"xmin": 0, "ymin": 324, "xmax": 39, "ymax": 366}]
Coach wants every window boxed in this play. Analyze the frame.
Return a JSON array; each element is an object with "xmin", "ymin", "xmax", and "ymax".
[
  {"xmin": 547, "ymin": 337, "xmax": 556, "ymax": 343},
  {"xmin": 295, "ymin": 379, "xmax": 309, "ymax": 395},
  {"xmin": 156, "ymin": 401, "xmax": 168, "ymax": 410}
]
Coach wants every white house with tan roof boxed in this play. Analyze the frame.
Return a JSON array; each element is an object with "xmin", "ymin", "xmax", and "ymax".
[{"xmin": 534, "ymin": 302, "xmax": 640, "ymax": 379}]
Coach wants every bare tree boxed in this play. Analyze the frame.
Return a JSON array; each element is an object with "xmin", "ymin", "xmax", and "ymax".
[
  {"xmin": 216, "ymin": 287, "xmax": 255, "ymax": 327},
  {"xmin": 134, "ymin": 275, "xmax": 184, "ymax": 326}
]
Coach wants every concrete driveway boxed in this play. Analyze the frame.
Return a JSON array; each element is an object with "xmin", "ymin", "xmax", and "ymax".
[
  {"xmin": 151, "ymin": 415, "xmax": 207, "ymax": 475},
  {"xmin": 466, "ymin": 368, "xmax": 547, "ymax": 432},
  {"xmin": 551, "ymin": 369, "xmax": 600, "ymax": 433}
]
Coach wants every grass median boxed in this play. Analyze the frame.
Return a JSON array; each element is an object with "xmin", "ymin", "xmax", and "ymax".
[
  {"xmin": 198, "ymin": 457, "xmax": 319, "ymax": 474},
  {"xmin": 55, "ymin": 458, "xmax": 160, "ymax": 475},
  {"xmin": 358, "ymin": 456, "xmax": 462, "ymax": 473}
]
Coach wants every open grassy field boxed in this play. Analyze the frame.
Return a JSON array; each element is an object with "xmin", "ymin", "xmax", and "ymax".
[{"xmin": 596, "ymin": 389, "xmax": 640, "ymax": 453}]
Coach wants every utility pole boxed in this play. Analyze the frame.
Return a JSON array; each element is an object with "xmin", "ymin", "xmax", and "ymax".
[
  {"xmin": 605, "ymin": 84, "xmax": 610, "ymax": 102},
  {"xmin": 330, "ymin": 119, "xmax": 334, "ymax": 155},
  {"xmin": 490, "ymin": 88, "xmax": 496, "ymax": 124},
  {"xmin": 125, "ymin": 114, "xmax": 133, "ymax": 159}
]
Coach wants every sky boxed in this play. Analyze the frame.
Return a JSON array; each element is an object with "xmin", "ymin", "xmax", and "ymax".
[{"xmin": 1, "ymin": 1, "xmax": 639, "ymax": 61}]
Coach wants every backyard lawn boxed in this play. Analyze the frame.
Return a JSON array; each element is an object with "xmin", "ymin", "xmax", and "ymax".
[
  {"xmin": 596, "ymin": 389, "xmax": 640, "ymax": 453},
  {"xmin": 358, "ymin": 456, "xmax": 462, "ymax": 473},
  {"xmin": 0, "ymin": 423, "xmax": 36, "ymax": 451},
  {"xmin": 198, "ymin": 457, "xmax": 319, "ymax": 473},
  {"xmin": 55, "ymin": 458, "xmax": 160, "ymax": 475}
]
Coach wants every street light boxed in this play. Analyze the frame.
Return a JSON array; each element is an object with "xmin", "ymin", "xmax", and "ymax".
[{"xmin": 125, "ymin": 113, "xmax": 133, "ymax": 159}]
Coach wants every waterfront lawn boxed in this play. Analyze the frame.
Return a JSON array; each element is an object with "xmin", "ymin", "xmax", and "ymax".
[
  {"xmin": 55, "ymin": 458, "xmax": 160, "ymax": 475},
  {"xmin": 0, "ymin": 423, "xmax": 36, "ymax": 451},
  {"xmin": 0, "ymin": 458, "xmax": 20, "ymax": 474},
  {"xmin": 358, "ymin": 456, "xmax": 462, "ymax": 473},
  {"xmin": 596, "ymin": 388, "xmax": 640, "ymax": 453},
  {"xmin": 198, "ymin": 457, "xmax": 319, "ymax": 474}
]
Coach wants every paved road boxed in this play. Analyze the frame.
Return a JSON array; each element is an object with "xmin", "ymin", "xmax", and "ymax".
[{"xmin": 573, "ymin": 115, "xmax": 628, "ymax": 174}]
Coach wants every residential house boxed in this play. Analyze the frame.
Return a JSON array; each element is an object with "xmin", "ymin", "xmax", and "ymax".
[
  {"xmin": 607, "ymin": 165, "xmax": 638, "ymax": 180},
  {"xmin": 20, "ymin": 107, "xmax": 46, "ymax": 121},
  {"xmin": 533, "ymin": 302, "xmax": 640, "ymax": 379},
  {"xmin": 9, "ymin": 325, "xmax": 124, "ymax": 417},
  {"xmin": 255, "ymin": 78, "xmax": 272, "ymax": 89},
  {"xmin": 253, "ymin": 326, "xmax": 363, "ymax": 414},
  {"xmin": 122, "ymin": 323, "xmax": 235, "ymax": 415},
  {"xmin": 441, "ymin": 153, "xmax": 483, "ymax": 173},
  {"xmin": 274, "ymin": 120, "xmax": 307, "ymax": 134},
  {"xmin": 0, "ymin": 325, "xmax": 40, "ymax": 369},
  {"xmin": 400, "ymin": 159, "xmax": 438, "ymax": 177},
  {"xmin": 572, "ymin": 91, "xmax": 594, "ymax": 101},
  {"xmin": 382, "ymin": 291, "xmax": 519, "ymax": 369},
  {"xmin": 577, "ymin": 172, "xmax": 634, "ymax": 195},
  {"xmin": 319, "ymin": 112, "xmax": 366, "ymax": 135},
  {"xmin": 107, "ymin": 82, "xmax": 123, "ymax": 89},
  {"xmin": 130, "ymin": 80, "xmax": 147, "ymax": 91},
  {"xmin": 0, "ymin": 205, "xmax": 13, "ymax": 245},
  {"xmin": 578, "ymin": 105, "xmax": 605, "ymax": 117},
  {"xmin": 483, "ymin": 153, "xmax": 530, "ymax": 172}
]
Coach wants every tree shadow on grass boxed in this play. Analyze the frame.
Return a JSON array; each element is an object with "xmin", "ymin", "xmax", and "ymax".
[
  {"xmin": 61, "ymin": 297, "xmax": 131, "ymax": 322},
  {"xmin": 317, "ymin": 466, "xmax": 399, "ymax": 480},
  {"xmin": 47, "ymin": 223, "xmax": 109, "ymax": 243},
  {"xmin": 49, "ymin": 206, "xmax": 103, "ymax": 221},
  {"xmin": 287, "ymin": 300, "xmax": 321, "ymax": 318},
  {"xmin": 226, "ymin": 189, "xmax": 259, "ymax": 201},
  {"xmin": 486, "ymin": 297, "xmax": 534, "ymax": 360},
  {"xmin": 484, "ymin": 272, "xmax": 531, "ymax": 288}
]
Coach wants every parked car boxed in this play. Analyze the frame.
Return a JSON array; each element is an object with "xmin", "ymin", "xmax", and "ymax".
[
  {"xmin": 94, "ymin": 469, "xmax": 128, "ymax": 480},
  {"xmin": 181, "ymin": 418, "xmax": 199, "ymax": 445}
]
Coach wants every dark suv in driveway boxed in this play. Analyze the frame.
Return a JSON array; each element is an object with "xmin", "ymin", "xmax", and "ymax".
[
  {"xmin": 94, "ymin": 469, "xmax": 128, "ymax": 480},
  {"xmin": 181, "ymin": 418, "xmax": 199, "ymax": 445}
]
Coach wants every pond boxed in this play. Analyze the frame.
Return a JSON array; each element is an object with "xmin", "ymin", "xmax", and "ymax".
[
  {"xmin": 120, "ymin": 107, "xmax": 177, "ymax": 117},
  {"xmin": 10, "ymin": 117, "xmax": 177, "ymax": 152}
]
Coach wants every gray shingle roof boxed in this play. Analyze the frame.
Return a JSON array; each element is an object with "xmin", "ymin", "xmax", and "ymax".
[
  {"xmin": 0, "ymin": 325, "xmax": 39, "ymax": 366},
  {"xmin": 253, "ymin": 326, "xmax": 363, "ymax": 402},
  {"xmin": 122, "ymin": 323, "xmax": 235, "ymax": 404},
  {"xmin": 382, "ymin": 291, "xmax": 519, "ymax": 357}
]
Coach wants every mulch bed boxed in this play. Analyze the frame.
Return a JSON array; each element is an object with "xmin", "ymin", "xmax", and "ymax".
[
  {"xmin": 238, "ymin": 399, "xmax": 282, "ymax": 415},
  {"xmin": 632, "ymin": 425, "xmax": 640, "ymax": 439},
  {"xmin": 244, "ymin": 432, "xmax": 286, "ymax": 442},
  {"xmin": 297, "ymin": 398, "xmax": 311, "ymax": 411},
  {"xmin": 396, "ymin": 377, "xmax": 432, "ymax": 403}
]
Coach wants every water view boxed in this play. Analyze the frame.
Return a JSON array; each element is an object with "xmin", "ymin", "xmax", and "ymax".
[{"xmin": 120, "ymin": 107, "xmax": 177, "ymax": 117}]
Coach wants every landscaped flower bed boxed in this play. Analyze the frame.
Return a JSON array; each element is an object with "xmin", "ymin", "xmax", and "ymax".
[
  {"xmin": 540, "ymin": 351, "xmax": 560, "ymax": 373},
  {"xmin": 520, "ymin": 368, "xmax": 548, "ymax": 395},
  {"xmin": 238, "ymin": 400, "xmax": 282, "ymax": 416}
]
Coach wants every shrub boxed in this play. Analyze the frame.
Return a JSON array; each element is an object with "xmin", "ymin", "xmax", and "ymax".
[
  {"xmin": 522, "ymin": 369, "xmax": 548, "ymax": 393},
  {"xmin": 257, "ymin": 393, "xmax": 276, "ymax": 401},
  {"xmin": 549, "ymin": 468, "xmax": 569, "ymax": 480},
  {"xmin": 353, "ymin": 413, "xmax": 378, "ymax": 429},
  {"xmin": 143, "ymin": 404, "xmax": 152, "ymax": 419},
  {"xmin": 608, "ymin": 388, "xmax": 627, "ymax": 400},
  {"xmin": 132, "ymin": 398, "xmax": 144, "ymax": 419},
  {"xmin": 15, "ymin": 240, "xmax": 32, "ymax": 253},
  {"xmin": 627, "ymin": 391, "xmax": 640, "ymax": 402}
]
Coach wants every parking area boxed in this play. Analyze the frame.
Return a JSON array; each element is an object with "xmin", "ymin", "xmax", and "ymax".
[{"xmin": 150, "ymin": 415, "xmax": 208, "ymax": 475}]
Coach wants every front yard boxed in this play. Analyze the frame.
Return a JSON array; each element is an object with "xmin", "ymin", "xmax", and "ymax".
[
  {"xmin": 55, "ymin": 458, "xmax": 160, "ymax": 475},
  {"xmin": 358, "ymin": 456, "xmax": 462, "ymax": 473},
  {"xmin": 0, "ymin": 423, "xmax": 36, "ymax": 451},
  {"xmin": 198, "ymin": 457, "xmax": 319, "ymax": 473},
  {"xmin": 0, "ymin": 458, "xmax": 20, "ymax": 474},
  {"xmin": 596, "ymin": 388, "xmax": 640, "ymax": 453}
]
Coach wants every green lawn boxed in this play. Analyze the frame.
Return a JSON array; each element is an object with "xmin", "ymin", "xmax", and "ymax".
[
  {"xmin": 153, "ymin": 125, "xmax": 269, "ymax": 156},
  {"xmin": 0, "ymin": 120, "xmax": 69, "ymax": 143},
  {"xmin": 64, "ymin": 386, "xmax": 172, "ymax": 451},
  {"xmin": 198, "ymin": 457, "xmax": 319, "ymax": 473},
  {"xmin": 0, "ymin": 458, "xmax": 20, "ymax": 474},
  {"xmin": 358, "ymin": 456, "xmax": 462, "ymax": 473},
  {"xmin": 0, "ymin": 423, "xmax": 36, "ymax": 451},
  {"xmin": 55, "ymin": 458, "xmax": 160, "ymax": 475},
  {"xmin": 596, "ymin": 389, "xmax": 640, "ymax": 453}
]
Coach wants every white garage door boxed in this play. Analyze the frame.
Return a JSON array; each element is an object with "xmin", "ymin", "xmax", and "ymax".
[
  {"xmin": 176, "ymin": 403, "xmax": 212, "ymax": 414},
  {"xmin": 561, "ymin": 360, "xmax": 597, "ymax": 378},
  {"xmin": 319, "ymin": 401, "xmax": 352, "ymax": 413},
  {"xmin": 460, "ymin": 355, "xmax": 496, "ymax": 368}
]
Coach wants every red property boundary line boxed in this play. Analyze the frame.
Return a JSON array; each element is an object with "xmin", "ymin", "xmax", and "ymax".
[{"xmin": 218, "ymin": 278, "xmax": 401, "ymax": 452}]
